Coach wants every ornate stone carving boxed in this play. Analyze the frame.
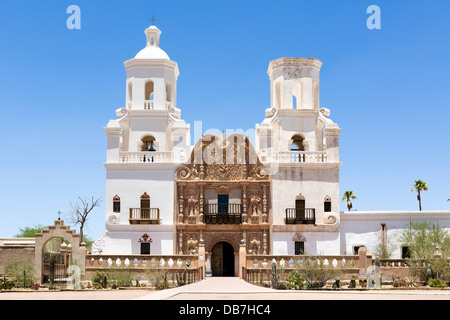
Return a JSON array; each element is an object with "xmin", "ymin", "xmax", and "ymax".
[
  {"xmin": 292, "ymin": 233, "xmax": 306, "ymax": 242},
  {"xmin": 175, "ymin": 134, "xmax": 269, "ymax": 182},
  {"xmin": 187, "ymin": 237, "xmax": 198, "ymax": 255},
  {"xmin": 217, "ymin": 185, "xmax": 231, "ymax": 195},
  {"xmin": 139, "ymin": 233, "xmax": 153, "ymax": 243},
  {"xmin": 296, "ymin": 193, "xmax": 305, "ymax": 200}
]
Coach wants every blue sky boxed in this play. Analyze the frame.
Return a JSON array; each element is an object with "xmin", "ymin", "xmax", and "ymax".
[{"xmin": 0, "ymin": 0, "xmax": 449, "ymax": 240}]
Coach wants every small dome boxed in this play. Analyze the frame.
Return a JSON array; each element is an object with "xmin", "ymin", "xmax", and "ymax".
[{"xmin": 135, "ymin": 46, "xmax": 170, "ymax": 60}]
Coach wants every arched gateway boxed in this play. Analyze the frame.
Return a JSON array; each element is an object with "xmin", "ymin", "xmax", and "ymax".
[{"xmin": 34, "ymin": 220, "xmax": 86, "ymax": 284}]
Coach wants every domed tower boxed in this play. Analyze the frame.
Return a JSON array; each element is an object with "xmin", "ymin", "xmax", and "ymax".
[
  {"xmin": 105, "ymin": 24, "xmax": 190, "ymax": 158},
  {"xmin": 125, "ymin": 25, "xmax": 178, "ymax": 111},
  {"xmin": 102, "ymin": 25, "xmax": 191, "ymax": 255}
]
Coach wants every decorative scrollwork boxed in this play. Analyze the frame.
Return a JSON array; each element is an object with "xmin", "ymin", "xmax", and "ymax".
[
  {"xmin": 324, "ymin": 212, "xmax": 340, "ymax": 225},
  {"xmin": 176, "ymin": 166, "xmax": 191, "ymax": 180},
  {"xmin": 106, "ymin": 212, "xmax": 120, "ymax": 225},
  {"xmin": 115, "ymin": 107, "xmax": 128, "ymax": 118}
]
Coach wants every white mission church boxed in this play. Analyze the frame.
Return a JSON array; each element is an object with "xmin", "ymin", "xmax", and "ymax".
[{"xmin": 93, "ymin": 24, "xmax": 450, "ymax": 276}]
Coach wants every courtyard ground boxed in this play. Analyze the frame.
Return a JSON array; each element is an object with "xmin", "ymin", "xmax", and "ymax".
[{"xmin": 1, "ymin": 277, "xmax": 450, "ymax": 300}]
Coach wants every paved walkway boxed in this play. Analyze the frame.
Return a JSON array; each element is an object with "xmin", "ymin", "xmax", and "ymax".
[
  {"xmin": 137, "ymin": 277, "xmax": 277, "ymax": 300},
  {"xmin": 2, "ymin": 277, "xmax": 450, "ymax": 300}
]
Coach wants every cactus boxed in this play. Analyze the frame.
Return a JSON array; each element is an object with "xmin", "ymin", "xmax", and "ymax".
[
  {"xmin": 176, "ymin": 268, "xmax": 187, "ymax": 286},
  {"xmin": 49, "ymin": 253, "xmax": 56, "ymax": 290},
  {"xmin": 427, "ymin": 264, "xmax": 434, "ymax": 280},
  {"xmin": 271, "ymin": 261, "xmax": 278, "ymax": 288}
]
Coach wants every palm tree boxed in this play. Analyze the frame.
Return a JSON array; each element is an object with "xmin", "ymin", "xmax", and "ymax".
[
  {"xmin": 341, "ymin": 191, "xmax": 357, "ymax": 211},
  {"xmin": 410, "ymin": 180, "xmax": 428, "ymax": 211}
]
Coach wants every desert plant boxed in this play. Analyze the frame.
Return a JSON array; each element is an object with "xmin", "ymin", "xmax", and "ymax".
[
  {"xmin": 0, "ymin": 276, "xmax": 15, "ymax": 290},
  {"xmin": 348, "ymin": 275, "xmax": 357, "ymax": 288},
  {"xmin": 31, "ymin": 283, "xmax": 40, "ymax": 290},
  {"xmin": 341, "ymin": 191, "xmax": 356, "ymax": 211},
  {"xmin": 286, "ymin": 270, "xmax": 305, "ymax": 290},
  {"xmin": 145, "ymin": 264, "xmax": 168, "ymax": 289},
  {"xmin": 4, "ymin": 259, "xmax": 37, "ymax": 288},
  {"xmin": 405, "ymin": 275, "xmax": 419, "ymax": 287},
  {"xmin": 393, "ymin": 277, "xmax": 407, "ymax": 287},
  {"xmin": 410, "ymin": 180, "xmax": 428, "ymax": 211},
  {"xmin": 176, "ymin": 269, "xmax": 187, "ymax": 286},
  {"xmin": 400, "ymin": 220, "xmax": 450, "ymax": 281},
  {"xmin": 427, "ymin": 278, "xmax": 447, "ymax": 288},
  {"xmin": 295, "ymin": 258, "xmax": 342, "ymax": 289}
]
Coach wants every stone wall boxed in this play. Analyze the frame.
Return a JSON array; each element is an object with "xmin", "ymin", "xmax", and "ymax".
[{"xmin": 0, "ymin": 246, "xmax": 35, "ymax": 274}]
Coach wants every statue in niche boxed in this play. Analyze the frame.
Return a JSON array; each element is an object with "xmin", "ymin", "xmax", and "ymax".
[
  {"xmin": 187, "ymin": 237, "xmax": 198, "ymax": 255},
  {"xmin": 186, "ymin": 196, "xmax": 199, "ymax": 216},
  {"xmin": 250, "ymin": 238, "xmax": 260, "ymax": 255},
  {"xmin": 249, "ymin": 196, "xmax": 261, "ymax": 216}
]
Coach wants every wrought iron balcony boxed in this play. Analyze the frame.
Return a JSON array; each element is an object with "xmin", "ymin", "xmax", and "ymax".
[
  {"xmin": 203, "ymin": 204, "xmax": 242, "ymax": 224},
  {"xmin": 285, "ymin": 208, "xmax": 315, "ymax": 225},
  {"xmin": 129, "ymin": 208, "xmax": 160, "ymax": 224}
]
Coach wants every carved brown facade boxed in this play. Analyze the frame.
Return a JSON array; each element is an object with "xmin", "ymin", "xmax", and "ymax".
[{"xmin": 174, "ymin": 134, "xmax": 271, "ymax": 256}]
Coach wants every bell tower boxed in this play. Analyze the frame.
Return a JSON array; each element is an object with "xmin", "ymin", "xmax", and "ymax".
[{"xmin": 124, "ymin": 25, "xmax": 179, "ymax": 111}]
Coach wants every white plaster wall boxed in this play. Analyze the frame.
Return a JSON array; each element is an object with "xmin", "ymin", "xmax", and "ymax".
[
  {"xmin": 272, "ymin": 231, "xmax": 340, "ymax": 255},
  {"xmin": 105, "ymin": 166, "xmax": 176, "ymax": 226},
  {"xmin": 103, "ymin": 226, "xmax": 174, "ymax": 255},
  {"xmin": 271, "ymin": 167, "xmax": 340, "ymax": 225},
  {"xmin": 340, "ymin": 211, "xmax": 450, "ymax": 258}
]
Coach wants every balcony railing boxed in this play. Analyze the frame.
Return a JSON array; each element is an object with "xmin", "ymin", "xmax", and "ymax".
[
  {"xmin": 204, "ymin": 204, "xmax": 242, "ymax": 224},
  {"xmin": 285, "ymin": 208, "xmax": 315, "ymax": 224},
  {"xmin": 129, "ymin": 208, "xmax": 160, "ymax": 224},
  {"xmin": 273, "ymin": 151, "xmax": 327, "ymax": 163},
  {"xmin": 144, "ymin": 100, "xmax": 154, "ymax": 110},
  {"xmin": 120, "ymin": 151, "xmax": 174, "ymax": 163}
]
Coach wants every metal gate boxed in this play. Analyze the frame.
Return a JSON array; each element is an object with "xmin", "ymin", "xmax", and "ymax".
[{"xmin": 42, "ymin": 249, "xmax": 72, "ymax": 283}]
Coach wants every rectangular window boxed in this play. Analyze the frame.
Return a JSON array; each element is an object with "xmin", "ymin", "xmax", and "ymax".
[
  {"xmin": 353, "ymin": 245, "xmax": 360, "ymax": 255},
  {"xmin": 113, "ymin": 201, "xmax": 120, "ymax": 213},
  {"xmin": 401, "ymin": 246, "xmax": 410, "ymax": 259},
  {"xmin": 295, "ymin": 241, "xmax": 304, "ymax": 255},
  {"xmin": 140, "ymin": 243, "xmax": 151, "ymax": 255},
  {"xmin": 324, "ymin": 201, "xmax": 331, "ymax": 212}
]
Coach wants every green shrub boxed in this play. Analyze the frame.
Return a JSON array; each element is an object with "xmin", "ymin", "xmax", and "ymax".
[
  {"xmin": 427, "ymin": 278, "xmax": 447, "ymax": 288},
  {"xmin": 4, "ymin": 259, "xmax": 36, "ymax": 288},
  {"xmin": 0, "ymin": 276, "xmax": 15, "ymax": 290},
  {"xmin": 286, "ymin": 270, "xmax": 305, "ymax": 290},
  {"xmin": 297, "ymin": 258, "xmax": 342, "ymax": 288}
]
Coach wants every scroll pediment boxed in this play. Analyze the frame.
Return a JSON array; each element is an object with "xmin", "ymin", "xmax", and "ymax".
[{"xmin": 175, "ymin": 134, "xmax": 270, "ymax": 181}]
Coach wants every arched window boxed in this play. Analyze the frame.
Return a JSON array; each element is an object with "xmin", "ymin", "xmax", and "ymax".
[
  {"xmin": 113, "ymin": 195, "xmax": 121, "ymax": 213},
  {"xmin": 324, "ymin": 196, "xmax": 331, "ymax": 212},
  {"xmin": 166, "ymin": 83, "xmax": 172, "ymax": 102},
  {"xmin": 144, "ymin": 80, "xmax": 154, "ymax": 109},
  {"xmin": 140, "ymin": 135, "xmax": 157, "ymax": 152},
  {"xmin": 127, "ymin": 82, "xmax": 133, "ymax": 106},
  {"xmin": 290, "ymin": 134, "xmax": 305, "ymax": 151},
  {"xmin": 275, "ymin": 82, "xmax": 281, "ymax": 108}
]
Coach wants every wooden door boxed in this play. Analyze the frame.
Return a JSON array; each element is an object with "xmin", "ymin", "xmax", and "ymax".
[
  {"xmin": 211, "ymin": 243, "xmax": 223, "ymax": 276},
  {"xmin": 295, "ymin": 199, "xmax": 305, "ymax": 220}
]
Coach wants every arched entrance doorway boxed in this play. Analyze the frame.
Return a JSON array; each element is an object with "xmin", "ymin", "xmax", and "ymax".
[{"xmin": 211, "ymin": 241, "xmax": 235, "ymax": 277}]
